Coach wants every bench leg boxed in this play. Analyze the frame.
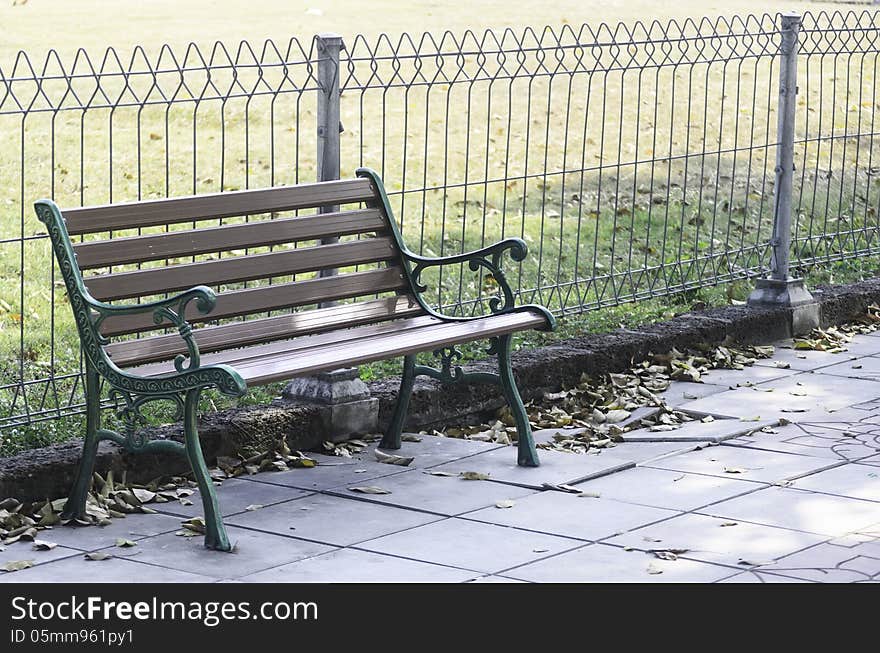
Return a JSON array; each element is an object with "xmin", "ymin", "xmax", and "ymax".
[
  {"xmin": 380, "ymin": 354, "xmax": 416, "ymax": 450},
  {"xmin": 495, "ymin": 334, "xmax": 540, "ymax": 467},
  {"xmin": 182, "ymin": 388, "xmax": 232, "ymax": 552},
  {"xmin": 61, "ymin": 363, "xmax": 102, "ymax": 521}
]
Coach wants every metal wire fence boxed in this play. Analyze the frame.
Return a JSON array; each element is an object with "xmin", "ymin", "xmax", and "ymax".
[{"xmin": 1, "ymin": 9, "xmax": 879, "ymax": 435}]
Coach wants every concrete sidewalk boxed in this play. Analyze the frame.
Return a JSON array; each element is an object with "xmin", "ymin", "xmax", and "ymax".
[{"xmin": 3, "ymin": 332, "xmax": 880, "ymax": 583}]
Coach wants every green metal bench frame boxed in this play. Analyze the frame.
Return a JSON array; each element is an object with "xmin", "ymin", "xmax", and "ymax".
[{"xmin": 34, "ymin": 168, "xmax": 556, "ymax": 552}]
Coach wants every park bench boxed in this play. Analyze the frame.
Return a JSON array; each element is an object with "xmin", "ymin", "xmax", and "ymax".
[{"xmin": 34, "ymin": 168, "xmax": 556, "ymax": 551}]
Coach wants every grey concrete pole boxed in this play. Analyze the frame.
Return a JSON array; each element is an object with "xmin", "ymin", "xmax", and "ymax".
[
  {"xmin": 284, "ymin": 33, "xmax": 379, "ymax": 440},
  {"xmin": 747, "ymin": 12, "xmax": 817, "ymax": 336},
  {"xmin": 769, "ymin": 12, "xmax": 799, "ymax": 282},
  {"xmin": 316, "ymin": 33, "xmax": 343, "ymax": 285}
]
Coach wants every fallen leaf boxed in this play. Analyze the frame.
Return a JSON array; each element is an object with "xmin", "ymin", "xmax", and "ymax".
[
  {"xmin": 720, "ymin": 521, "xmax": 738, "ymax": 527},
  {"xmin": 495, "ymin": 500, "xmax": 516, "ymax": 509},
  {"xmin": 459, "ymin": 471, "xmax": 490, "ymax": 481},
  {"xmin": 723, "ymin": 467, "xmax": 748, "ymax": 474},
  {"xmin": 244, "ymin": 504, "xmax": 263, "ymax": 512},
  {"xmin": 1, "ymin": 560, "xmax": 34, "ymax": 572},
  {"xmin": 374, "ymin": 450, "xmax": 415, "ymax": 466},
  {"xmin": 85, "ymin": 552, "xmax": 112, "ymax": 561},
  {"xmin": 181, "ymin": 517, "xmax": 206, "ymax": 534},
  {"xmin": 646, "ymin": 562, "xmax": 664, "ymax": 575},
  {"xmin": 348, "ymin": 486, "xmax": 391, "ymax": 494},
  {"xmin": 541, "ymin": 483, "xmax": 582, "ymax": 493},
  {"xmin": 652, "ymin": 550, "xmax": 678, "ymax": 560},
  {"xmin": 422, "ymin": 470, "xmax": 456, "ymax": 477},
  {"xmin": 738, "ymin": 558, "xmax": 774, "ymax": 567},
  {"xmin": 32, "ymin": 540, "xmax": 57, "ymax": 551},
  {"xmin": 115, "ymin": 539, "xmax": 137, "ymax": 548}
]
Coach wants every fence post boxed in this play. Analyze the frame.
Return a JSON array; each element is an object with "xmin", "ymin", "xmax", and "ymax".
[
  {"xmin": 747, "ymin": 11, "xmax": 818, "ymax": 336},
  {"xmin": 283, "ymin": 32, "xmax": 379, "ymax": 442},
  {"xmin": 316, "ymin": 32, "xmax": 344, "ymax": 285}
]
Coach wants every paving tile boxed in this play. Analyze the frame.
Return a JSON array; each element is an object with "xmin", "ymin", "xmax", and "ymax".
[
  {"xmin": 725, "ymin": 422, "xmax": 880, "ymax": 462},
  {"xmin": 752, "ymin": 345, "xmax": 847, "ymax": 371},
  {"xmin": 466, "ymin": 575, "xmax": 528, "ymax": 583},
  {"xmin": 646, "ymin": 443, "xmax": 840, "ymax": 484},
  {"xmin": 830, "ymin": 336, "xmax": 880, "ymax": 357},
  {"xmin": 227, "ymin": 493, "xmax": 442, "ymax": 546},
  {"xmin": 818, "ymin": 355, "xmax": 880, "ymax": 381},
  {"xmin": 789, "ymin": 462, "xmax": 880, "ymax": 502},
  {"xmin": 858, "ymin": 454, "xmax": 880, "ymax": 467},
  {"xmin": 356, "ymin": 517, "xmax": 582, "ymax": 574},
  {"xmin": 151, "ymin": 478, "xmax": 311, "ymax": 519},
  {"xmin": 828, "ymin": 527, "xmax": 880, "ymax": 558},
  {"xmin": 241, "ymin": 453, "xmax": 409, "ymax": 492},
  {"xmin": 0, "ymin": 540, "xmax": 80, "ymax": 574},
  {"xmin": 532, "ymin": 426, "xmax": 589, "ymax": 445},
  {"xmin": 695, "ymin": 486, "xmax": 880, "ymax": 537},
  {"xmin": 240, "ymin": 548, "xmax": 479, "ymax": 583},
  {"xmin": 659, "ymin": 381, "xmax": 728, "ymax": 409},
  {"xmin": 369, "ymin": 435, "xmax": 506, "ymax": 468},
  {"xmin": 24, "ymin": 513, "xmax": 183, "ymax": 552},
  {"xmin": 756, "ymin": 540, "xmax": 880, "ymax": 582},
  {"xmin": 428, "ymin": 446, "xmax": 634, "ymax": 489},
  {"xmin": 610, "ymin": 441, "xmax": 703, "ymax": 465},
  {"xmin": 325, "ymin": 468, "xmax": 537, "ymax": 515},
  {"xmin": 0, "ymin": 555, "xmax": 215, "ymax": 583},
  {"xmin": 621, "ymin": 417, "xmax": 777, "ymax": 443},
  {"xmin": 698, "ymin": 365, "xmax": 801, "ymax": 388},
  {"xmin": 715, "ymin": 571, "xmax": 814, "ymax": 583},
  {"xmin": 120, "ymin": 526, "xmax": 335, "ymax": 579},
  {"xmin": 603, "ymin": 512, "xmax": 825, "ymax": 567},
  {"xmin": 505, "ymin": 542, "xmax": 737, "ymax": 583},
  {"xmin": 679, "ymin": 375, "xmax": 880, "ymax": 420},
  {"xmin": 462, "ymin": 491, "xmax": 680, "ymax": 541},
  {"xmin": 755, "ymin": 337, "xmax": 880, "ymax": 370},
  {"xmin": 574, "ymin": 467, "xmax": 765, "ymax": 512}
]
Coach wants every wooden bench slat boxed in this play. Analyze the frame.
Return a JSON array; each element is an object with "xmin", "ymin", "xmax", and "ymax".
[
  {"xmin": 100, "ymin": 267, "xmax": 408, "ymax": 336},
  {"xmin": 126, "ymin": 310, "xmax": 548, "ymax": 385},
  {"xmin": 73, "ymin": 209, "xmax": 386, "ymax": 269},
  {"xmin": 105, "ymin": 296, "xmax": 424, "ymax": 367},
  {"xmin": 65, "ymin": 178, "xmax": 376, "ymax": 235},
  {"xmin": 85, "ymin": 238, "xmax": 399, "ymax": 301},
  {"xmin": 120, "ymin": 313, "xmax": 441, "ymax": 374}
]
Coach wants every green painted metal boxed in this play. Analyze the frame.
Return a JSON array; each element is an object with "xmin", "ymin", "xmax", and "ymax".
[
  {"xmin": 356, "ymin": 167, "xmax": 557, "ymax": 332},
  {"xmin": 182, "ymin": 387, "xmax": 231, "ymax": 551},
  {"xmin": 36, "ymin": 199, "xmax": 242, "ymax": 551},
  {"xmin": 357, "ymin": 168, "xmax": 553, "ymax": 466},
  {"xmin": 380, "ymin": 354, "xmax": 416, "ymax": 450}
]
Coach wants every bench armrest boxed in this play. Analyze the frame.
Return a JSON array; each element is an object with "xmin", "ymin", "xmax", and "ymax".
[
  {"xmin": 355, "ymin": 167, "xmax": 555, "ymax": 329},
  {"xmin": 87, "ymin": 286, "xmax": 217, "ymax": 373},
  {"xmin": 404, "ymin": 240, "xmax": 555, "ymax": 329},
  {"xmin": 404, "ymin": 237, "xmax": 523, "ymax": 312}
]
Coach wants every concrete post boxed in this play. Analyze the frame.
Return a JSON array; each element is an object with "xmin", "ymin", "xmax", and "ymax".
[
  {"xmin": 316, "ymin": 32, "xmax": 344, "ymax": 286},
  {"xmin": 747, "ymin": 12, "xmax": 819, "ymax": 335},
  {"xmin": 282, "ymin": 33, "xmax": 378, "ymax": 441}
]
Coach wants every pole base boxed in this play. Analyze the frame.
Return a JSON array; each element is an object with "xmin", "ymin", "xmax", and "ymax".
[
  {"xmin": 283, "ymin": 368, "xmax": 379, "ymax": 442},
  {"xmin": 747, "ymin": 278, "xmax": 819, "ymax": 336}
]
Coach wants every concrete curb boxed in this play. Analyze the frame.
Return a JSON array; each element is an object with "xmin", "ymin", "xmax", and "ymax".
[{"xmin": 4, "ymin": 277, "xmax": 880, "ymax": 501}]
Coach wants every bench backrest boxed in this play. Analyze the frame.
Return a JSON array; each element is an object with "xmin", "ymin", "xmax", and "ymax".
[{"xmin": 50, "ymin": 173, "xmax": 425, "ymax": 367}]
